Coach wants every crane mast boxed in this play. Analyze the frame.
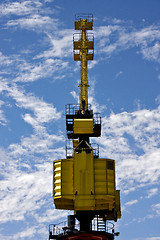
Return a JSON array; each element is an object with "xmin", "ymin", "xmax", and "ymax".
[
  {"xmin": 79, "ymin": 19, "xmax": 89, "ymax": 110},
  {"xmin": 49, "ymin": 14, "xmax": 121, "ymax": 240}
]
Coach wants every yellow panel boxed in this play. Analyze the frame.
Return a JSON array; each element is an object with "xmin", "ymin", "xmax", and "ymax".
[
  {"xmin": 74, "ymin": 195, "xmax": 95, "ymax": 210},
  {"xmin": 54, "ymin": 198, "xmax": 74, "ymax": 210},
  {"xmin": 74, "ymin": 151, "xmax": 95, "ymax": 210},
  {"xmin": 88, "ymin": 54, "xmax": 94, "ymax": 60},
  {"xmin": 74, "ymin": 41, "xmax": 81, "ymax": 50},
  {"xmin": 94, "ymin": 159, "xmax": 107, "ymax": 195},
  {"xmin": 115, "ymin": 190, "xmax": 121, "ymax": 219},
  {"xmin": 94, "ymin": 158, "xmax": 115, "ymax": 196},
  {"xmin": 73, "ymin": 119, "xmax": 94, "ymax": 134},
  {"xmin": 95, "ymin": 197, "xmax": 114, "ymax": 211},
  {"xmin": 53, "ymin": 159, "xmax": 74, "ymax": 210},
  {"xmin": 87, "ymin": 41, "xmax": 94, "ymax": 50},
  {"xmin": 53, "ymin": 160, "xmax": 61, "ymax": 197},
  {"xmin": 53, "ymin": 157, "xmax": 121, "ymax": 218},
  {"xmin": 62, "ymin": 160, "xmax": 73, "ymax": 195},
  {"xmin": 74, "ymin": 54, "xmax": 80, "ymax": 61},
  {"xmin": 75, "ymin": 21, "xmax": 93, "ymax": 30}
]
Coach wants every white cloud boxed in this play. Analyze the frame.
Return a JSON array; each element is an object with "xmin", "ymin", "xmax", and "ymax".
[
  {"xmin": 125, "ymin": 199, "xmax": 138, "ymax": 206},
  {"xmin": 146, "ymin": 188, "xmax": 158, "ymax": 199},
  {"xmin": 10, "ymin": 226, "xmax": 37, "ymax": 240},
  {"xmin": 0, "ymin": 155, "xmax": 54, "ymax": 224},
  {"xmin": 146, "ymin": 238, "xmax": 160, "ymax": 240},
  {"xmin": 156, "ymin": 95, "xmax": 160, "ymax": 104},
  {"xmin": 0, "ymin": 81, "xmax": 64, "ymax": 157},
  {"xmin": 0, "ymin": 52, "xmax": 12, "ymax": 66},
  {"xmin": 9, "ymin": 133, "xmax": 64, "ymax": 157},
  {"xmin": 14, "ymin": 58, "xmax": 69, "ymax": 83},
  {"xmin": 0, "ymin": 1, "xmax": 41, "ymax": 16},
  {"xmin": 95, "ymin": 24, "xmax": 160, "ymax": 63},
  {"xmin": 88, "ymin": 78, "xmax": 107, "ymax": 113},
  {"xmin": 141, "ymin": 42, "xmax": 160, "ymax": 62},
  {"xmin": 134, "ymin": 237, "xmax": 160, "ymax": 240},
  {"xmin": 114, "ymin": 71, "xmax": 123, "ymax": 80},
  {"xmin": 70, "ymin": 90, "xmax": 79, "ymax": 103},
  {"xmin": 34, "ymin": 208, "xmax": 69, "ymax": 223},
  {"xmin": 7, "ymin": 14, "xmax": 58, "ymax": 31},
  {"xmin": 88, "ymin": 60, "xmax": 98, "ymax": 69},
  {"xmin": 5, "ymin": 84, "xmax": 61, "ymax": 124},
  {"xmin": 0, "ymin": 140, "xmax": 65, "ymax": 230},
  {"xmin": 0, "ymin": 100, "xmax": 7, "ymax": 125},
  {"xmin": 95, "ymin": 106, "xmax": 160, "ymax": 191},
  {"xmin": 36, "ymin": 31, "xmax": 73, "ymax": 59},
  {"xmin": 152, "ymin": 203, "xmax": 160, "ymax": 216}
]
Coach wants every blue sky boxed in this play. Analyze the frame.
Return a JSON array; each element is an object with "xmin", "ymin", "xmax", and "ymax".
[{"xmin": 0, "ymin": 0, "xmax": 160, "ymax": 239}]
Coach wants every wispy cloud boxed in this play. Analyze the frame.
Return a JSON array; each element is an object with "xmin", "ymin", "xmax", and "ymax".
[
  {"xmin": 14, "ymin": 58, "xmax": 69, "ymax": 83},
  {"xmin": 146, "ymin": 188, "xmax": 158, "ymax": 199},
  {"xmin": 0, "ymin": 1, "xmax": 42, "ymax": 16},
  {"xmin": 0, "ymin": 100, "xmax": 7, "ymax": 125},
  {"xmin": 1, "ymin": 0, "xmax": 58, "ymax": 33},
  {"xmin": 95, "ymin": 24, "xmax": 160, "ymax": 63},
  {"xmin": 114, "ymin": 71, "xmax": 123, "ymax": 80},
  {"xmin": 0, "ymin": 147, "xmax": 64, "ymax": 226},
  {"xmin": 152, "ymin": 203, "xmax": 160, "ymax": 216},
  {"xmin": 4, "ymin": 84, "xmax": 61, "ymax": 124},
  {"xmin": 0, "ymin": 52, "xmax": 13, "ymax": 66},
  {"xmin": 95, "ymin": 106, "xmax": 160, "ymax": 191},
  {"xmin": 134, "ymin": 237, "xmax": 160, "ymax": 240},
  {"xmin": 88, "ymin": 78, "xmax": 107, "ymax": 113},
  {"xmin": 125, "ymin": 199, "xmax": 138, "ymax": 206},
  {"xmin": 7, "ymin": 14, "xmax": 58, "ymax": 31},
  {"xmin": 36, "ymin": 31, "xmax": 73, "ymax": 59}
]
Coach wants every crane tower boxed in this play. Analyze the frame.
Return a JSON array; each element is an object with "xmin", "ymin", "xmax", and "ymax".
[{"xmin": 49, "ymin": 14, "xmax": 121, "ymax": 240}]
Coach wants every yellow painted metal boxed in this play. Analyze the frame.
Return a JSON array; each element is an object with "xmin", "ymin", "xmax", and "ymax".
[
  {"xmin": 94, "ymin": 159, "xmax": 115, "ymax": 196},
  {"xmin": 115, "ymin": 190, "xmax": 121, "ymax": 219},
  {"xmin": 53, "ymin": 155, "xmax": 121, "ymax": 219},
  {"xmin": 53, "ymin": 159, "xmax": 74, "ymax": 210},
  {"xmin": 73, "ymin": 119, "xmax": 94, "ymax": 134},
  {"xmin": 53, "ymin": 161, "xmax": 61, "ymax": 197},
  {"xmin": 75, "ymin": 20, "xmax": 93, "ymax": 30},
  {"xmin": 73, "ymin": 19, "xmax": 94, "ymax": 110},
  {"xmin": 80, "ymin": 19, "xmax": 89, "ymax": 110},
  {"xmin": 74, "ymin": 151, "xmax": 95, "ymax": 210},
  {"xmin": 74, "ymin": 54, "xmax": 81, "ymax": 61},
  {"xmin": 53, "ymin": 15, "xmax": 121, "ymax": 221}
]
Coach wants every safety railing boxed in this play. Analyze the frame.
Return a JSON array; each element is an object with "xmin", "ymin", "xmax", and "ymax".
[
  {"xmin": 92, "ymin": 217, "xmax": 115, "ymax": 234},
  {"xmin": 49, "ymin": 221, "xmax": 80, "ymax": 236},
  {"xmin": 65, "ymin": 104, "xmax": 92, "ymax": 116},
  {"xmin": 49, "ymin": 219, "xmax": 114, "ymax": 237},
  {"xmin": 75, "ymin": 13, "xmax": 93, "ymax": 23},
  {"xmin": 93, "ymin": 113, "xmax": 101, "ymax": 125}
]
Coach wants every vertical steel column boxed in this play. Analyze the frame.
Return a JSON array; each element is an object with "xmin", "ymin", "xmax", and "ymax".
[{"xmin": 79, "ymin": 19, "xmax": 89, "ymax": 111}]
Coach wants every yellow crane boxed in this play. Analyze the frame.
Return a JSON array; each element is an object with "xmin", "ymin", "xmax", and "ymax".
[{"xmin": 50, "ymin": 14, "xmax": 121, "ymax": 240}]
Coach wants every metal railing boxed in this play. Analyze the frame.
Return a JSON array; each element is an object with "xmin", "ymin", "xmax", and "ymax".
[
  {"xmin": 93, "ymin": 113, "xmax": 101, "ymax": 125},
  {"xmin": 92, "ymin": 218, "xmax": 115, "ymax": 234},
  {"xmin": 49, "ymin": 219, "xmax": 114, "ymax": 236},
  {"xmin": 75, "ymin": 14, "xmax": 93, "ymax": 23},
  {"xmin": 49, "ymin": 221, "xmax": 80, "ymax": 236},
  {"xmin": 65, "ymin": 104, "xmax": 92, "ymax": 116}
]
